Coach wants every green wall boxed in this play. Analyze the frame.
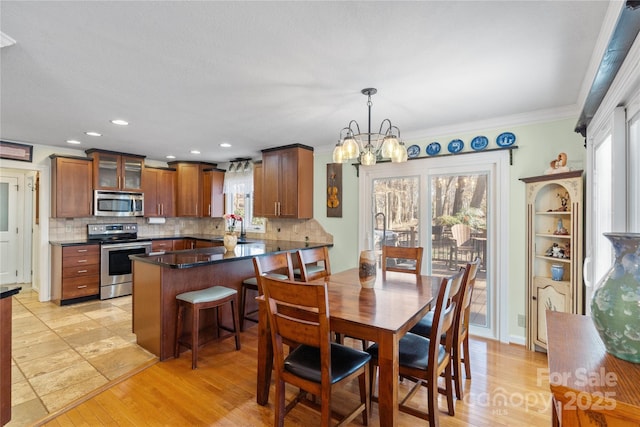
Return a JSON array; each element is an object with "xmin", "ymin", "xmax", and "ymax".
[{"xmin": 313, "ymin": 116, "xmax": 586, "ymax": 342}]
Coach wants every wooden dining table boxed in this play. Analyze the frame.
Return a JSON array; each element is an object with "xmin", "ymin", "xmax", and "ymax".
[{"xmin": 256, "ymin": 267, "xmax": 440, "ymax": 427}]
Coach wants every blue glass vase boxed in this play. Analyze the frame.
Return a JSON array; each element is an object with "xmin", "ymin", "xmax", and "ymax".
[{"xmin": 590, "ymin": 233, "xmax": 640, "ymax": 363}]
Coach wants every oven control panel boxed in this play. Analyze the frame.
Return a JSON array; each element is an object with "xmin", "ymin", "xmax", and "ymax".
[{"xmin": 88, "ymin": 223, "xmax": 138, "ymax": 239}]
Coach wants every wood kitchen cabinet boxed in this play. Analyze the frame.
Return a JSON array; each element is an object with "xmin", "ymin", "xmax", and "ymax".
[
  {"xmin": 173, "ymin": 239, "xmax": 194, "ymax": 250},
  {"xmin": 258, "ymin": 144, "xmax": 313, "ymax": 219},
  {"xmin": 168, "ymin": 161, "xmax": 224, "ymax": 217},
  {"xmin": 203, "ymin": 169, "xmax": 225, "ymax": 218},
  {"xmin": 151, "ymin": 239, "xmax": 176, "ymax": 252},
  {"xmin": 253, "ymin": 161, "xmax": 264, "ymax": 217},
  {"xmin": 86, "ymin": 149, "xmax": 145, "ymax": 191},
  {"xmin": 51, "ymin": 244, "xmax": 100, "ymax": 305},
  {"xmin": 143, "ymin": 167, "xmax": 175, "ymax": 217},
  {"xmin": 50, "ymin": 155, "xmax": 93, "ymax": 218}
]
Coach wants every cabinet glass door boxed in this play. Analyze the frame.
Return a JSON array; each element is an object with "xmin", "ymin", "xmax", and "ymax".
[
  {"xmin": 123, "ymin": 157, "xmax": 143, "ymax": 190},
  {"xmin": 96, "ymin": 153, "xmax": 119, "ymax": 188}
]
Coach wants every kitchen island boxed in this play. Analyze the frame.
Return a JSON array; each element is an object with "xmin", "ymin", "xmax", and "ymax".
[
  {"xmin": 130, "ymin": 240, "xmax": 331, "ymax": 360},
  {"xmin": 1, "ymin": 285, "xmax": 21, "ymax": 426}
]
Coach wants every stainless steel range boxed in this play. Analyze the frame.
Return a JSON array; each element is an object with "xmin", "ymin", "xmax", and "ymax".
[{"xmin": 88, "ymin": 223, "xmax": 151, "ymax": 299}]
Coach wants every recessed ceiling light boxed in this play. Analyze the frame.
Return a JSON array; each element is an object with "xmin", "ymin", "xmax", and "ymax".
[
  {"xmin": 85, "ymin": 131, "xmax": 102, "ymax": 137},
  {"xmin": 190, "ymin": 150, "xmax": 201, "ymax": 154},
  {"xmin": 66, "ymin": 139, "xmax": 81, "ymax": 144},
  {"xmin": 0, "ymin": 32, "xmax": 16, "ymax": 48},
  {"xmin": 111, "ymin": 119, "xmax": 129, "ymax": 126},
  {"xmin": 220, "ymin": 143, "xmax": 231, "ymax": 148},
  {"xmin": 166, "ymin": 155, "xmax": 176, "ymax": 159}
]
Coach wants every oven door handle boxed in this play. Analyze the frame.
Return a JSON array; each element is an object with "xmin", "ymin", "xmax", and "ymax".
[{"xmin": 102, "ymin": 242, "xmax": 152, "ymax": 250}]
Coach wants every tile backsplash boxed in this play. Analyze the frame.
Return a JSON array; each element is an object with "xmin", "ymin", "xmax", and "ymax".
[{"xmin": 49, "ymin": 217, "xmax": 333, "ymax": 244}]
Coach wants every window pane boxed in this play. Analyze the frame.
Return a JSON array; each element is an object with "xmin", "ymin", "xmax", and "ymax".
[
  {"xmin": 629, "ymin": 112, "xmax": 640, "ymax": 232},
  {"xmin": 372, "ymin": 176, "xmax": 420, "ymax": 253},
  {"xmin": 431, "ymin": 173, "xmax": 488, "ymax": 328},
  {"xmin": 594, "ymin": 135, "xmax": 613, "ymax": 285},
  {"xmin": 0, "ymin": 183, "xmax": 8, "ymax": 232}
]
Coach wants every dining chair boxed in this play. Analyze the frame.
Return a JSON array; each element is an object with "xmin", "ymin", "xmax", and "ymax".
[
  {"xmin": 449, "ymin": 224, "xmax": 474, "ymax": 269},
  {"xmin": 261, "ymin": 276, "xmax": 371, "ymax": 427},
  {"xmin": 381, "ymin": 245, "xmax": 424, "ymax": 275},
  {"xmin": 454, "ymin": 258, "xmax": 481, "ymax": 396},
  {"xmin": 366, "ymin": 270, "xmax": 464, "ymax": 426},
  {"xmin": 410, "ymin": 258, "xmax": 480, "ymax": 399},
  {"xmin": 295, "ymin": 246, "xmax": 331, "ymax": 281},
  {"xmin": 239, "ymin": 252, "xmax": 294, "ymax": 331}
]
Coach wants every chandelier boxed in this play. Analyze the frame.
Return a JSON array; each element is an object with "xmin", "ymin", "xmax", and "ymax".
[{"xmin": 332, "ymin": 88, "xmax": 407, "ymax": 166}]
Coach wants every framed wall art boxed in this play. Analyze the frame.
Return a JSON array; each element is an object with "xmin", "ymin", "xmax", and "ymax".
[
  {"xmin": 0, "ymin": 141, "xmax": 33, "ymax": 162},
  {"xmin": 326, "ymin": 163, "xmax": 342, "ymax": 218}
]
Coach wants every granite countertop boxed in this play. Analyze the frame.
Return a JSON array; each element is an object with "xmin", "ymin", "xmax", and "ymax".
[
  {"xmin": 130, "ymin": 240, "xmax": 331, "ymax": 269},
  {"xmin": 49, "ymin": 234, "xmax": 257, "ymax": 246},
  {"xmin": 0, "ymin": 285, "xmax": 22, "ymax": 299}
]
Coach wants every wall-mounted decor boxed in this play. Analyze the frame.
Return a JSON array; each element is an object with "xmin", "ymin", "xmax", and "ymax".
[
  {"xmin": 326, "ymin": 163, "xmax": 342, "ymax": 218},
  {"xmin": 0, "ymin": 140, "xmax": 33, "ymax": 162}
]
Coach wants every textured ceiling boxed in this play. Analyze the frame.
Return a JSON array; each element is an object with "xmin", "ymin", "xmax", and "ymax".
[{"xmin": 0, "ymin": 1, "xmax": 611, "ymax": 163}]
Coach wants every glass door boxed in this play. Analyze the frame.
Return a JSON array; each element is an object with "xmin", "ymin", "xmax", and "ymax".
[
  {"xmin": 371, "ymin": 176, "xmax": 420, "ymax": 260},
  {"xmin": 431, "ymin": 173, "xmax": 489, "ymax": 328},
  {"xmin": 0, "ymin": 176, "xmax": 18, "ymax": 284},
  {"xmin": 360, "ymin": 150, "xmax": 508, "ymax": 340}
]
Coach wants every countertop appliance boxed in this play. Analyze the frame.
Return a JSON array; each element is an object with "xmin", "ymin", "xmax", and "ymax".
[
  {"xmin": 94, "ymin": 190, "xmax": 144, "ymax": 217},
  {"xmin": 88, "ymin": 223, "xmax": 151, "ymax": 299}
]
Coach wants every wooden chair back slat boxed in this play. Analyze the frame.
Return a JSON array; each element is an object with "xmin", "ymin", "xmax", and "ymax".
[
  {"xmin": 381, "ymin": 245, "xmax": 424, "ymax": 275},
  {"xmin": 297, "ymin": 247, "xmax": 331, "ymax": 281}
]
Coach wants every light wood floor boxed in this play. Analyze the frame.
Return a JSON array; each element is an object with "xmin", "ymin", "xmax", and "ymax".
[{"xmin": 36, "ymin": 324, "xmax": 552, "ymax": 427}]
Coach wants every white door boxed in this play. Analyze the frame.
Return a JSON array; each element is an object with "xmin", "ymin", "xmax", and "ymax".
[{"xmin": 0, "ymin": 176, "xmax": 18, "ymax": 284}]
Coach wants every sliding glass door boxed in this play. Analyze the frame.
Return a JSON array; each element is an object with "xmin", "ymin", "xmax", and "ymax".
[
  {"xmin": 360, "ymin": 150, "xmax": 509, "ymax": 340},
  {"xmin": 430, "ymin": 173, "xmax": 488, "ymax": 328}
]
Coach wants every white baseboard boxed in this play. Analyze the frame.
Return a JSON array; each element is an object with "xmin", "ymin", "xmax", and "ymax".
[{"xmin": 509, "ymin": 335, "xmax": 526, "ymax": 346}]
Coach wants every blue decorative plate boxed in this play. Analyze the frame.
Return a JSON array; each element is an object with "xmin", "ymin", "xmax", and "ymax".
[
  {"xmin": 426, "ymin": 142, "xmax": 441, "ymax": 156},
  {"xmin": 496, "ymin": 132, "xmax": 516, "ymax": 147},
  {"xmin": 407, "ymin": 144, "xmax": 420, "ymax": 158},
  {"xmin": 470, "ymin": 136, "xmax": 488, "ymax": 151},
  {"xmin": 448, "ymin": 139, "xmax": 464, "ymax": 154}
]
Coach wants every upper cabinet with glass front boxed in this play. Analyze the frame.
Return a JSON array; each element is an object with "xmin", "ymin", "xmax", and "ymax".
[{"xmin": 86, "ymin": 149, "xmax": 145, "ymax": 191}]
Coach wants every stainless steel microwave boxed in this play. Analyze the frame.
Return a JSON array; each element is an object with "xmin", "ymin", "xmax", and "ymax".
[{"xmin": 94, "ymin": 190, "xmax": 144, "ymax": 217}]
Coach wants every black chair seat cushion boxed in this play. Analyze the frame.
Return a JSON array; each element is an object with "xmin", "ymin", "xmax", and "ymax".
[
  {"xmin": 409, "ymin": 310, "xmax": 434, "ymax": 337},
  {"xmin": 366, "ymin": 332, "xmax": 447, "ymax": 371},
  {"xmin": 284, "ymin": 343, "xmax": 371, "ymax": 384},
  {"xmin": 409, "ymin": 310, "xmax": 449, "ymax": 342}
]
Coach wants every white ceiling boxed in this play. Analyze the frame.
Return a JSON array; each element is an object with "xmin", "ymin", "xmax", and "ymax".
[{"xmin": 0, "ymin": 1, "xmax": 612, "ymax": 164}]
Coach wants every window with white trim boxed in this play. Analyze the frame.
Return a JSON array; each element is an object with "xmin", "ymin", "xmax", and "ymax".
[{"xmin": 223, "ymin": 161, "xmax": 265, "ymax": 233}]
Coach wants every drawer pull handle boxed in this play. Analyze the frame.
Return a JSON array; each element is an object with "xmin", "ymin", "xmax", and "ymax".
[
  {"xmin": 77, "ymin": 249, "xmax": 88, "ymax": 253},
  {"xmin": 77, "ymin": 285, "xmax": 88, "ymax": 289},
  {"xmin": 77, "ymin": 270, "xmax": 88, "ymax": 273},
  {"xmin": 77, "ymin": 260, "xmax": 88, "ymax": 263}
]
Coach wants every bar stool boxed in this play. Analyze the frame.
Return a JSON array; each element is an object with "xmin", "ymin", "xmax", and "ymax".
[
  {"xmin": 240, "ymin": 274, "xmax": 286, "ymax": 331},
  {"xmin": 240, "ymin": 252, "xmax": 295, "ymax": 331},
  {"xmin": 175, "ymin": 286, "xmax": 241, "ymax": 369}
]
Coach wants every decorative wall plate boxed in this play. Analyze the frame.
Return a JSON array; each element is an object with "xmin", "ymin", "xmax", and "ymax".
[
  {"xmin": 407, "ymin": 144, "xmax": 420, "ymax": 158},
  {"xmin": 426, "ymin": 142, "xmax": 441, "ymax": 156},
  {"xmin": 470, "ymin": 135, "xmax": 489, "ymax": 151},
  {"xmin": 447, "ymin": 139, "xmax": 464, "ymax": 153},
  {"xmin": 496, "ymin": 132, "xmax": 516, "ymax": 147}
]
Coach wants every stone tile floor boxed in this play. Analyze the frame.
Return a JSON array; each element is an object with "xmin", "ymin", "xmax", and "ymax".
[{"xmin": 8, "ymin": 288, "xmax": 156, "ymax": 426}]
